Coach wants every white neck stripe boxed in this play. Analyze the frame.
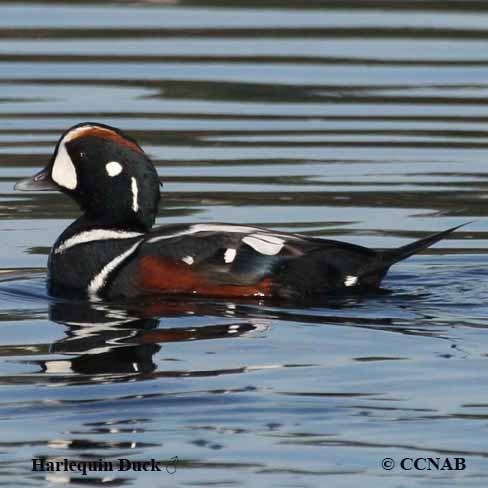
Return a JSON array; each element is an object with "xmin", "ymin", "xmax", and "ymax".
[{"xmin": 55, "ymin": 229, "xmax": 143, "ymax": 254}]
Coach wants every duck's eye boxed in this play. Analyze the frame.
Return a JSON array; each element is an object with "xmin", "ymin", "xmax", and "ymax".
[{"xmin": 105, "ymin": 161, "xmax": 123, "ymax": 177}]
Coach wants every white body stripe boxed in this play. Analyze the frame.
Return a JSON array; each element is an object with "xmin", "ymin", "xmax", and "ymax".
[
  {"xmin": 147, "ymin": 224, "xmax": 292, "ymax": 244},
  {"xmin": 242, "ymin": 235, "xmax": 284, "ymax": 255},
  {"xmin": 87, "ymin": 241, "xmax": 142, "ymax": 297},
  {"xmin": 251, "ymin": 234, "xmax": 284, "ymax": 245},
  {"xmin": 55, "ymin": 229, "xmax": 143, "ymax": 254},
  {"xmin": 52, "ymin": 143, "xmax": 77, "ymax": 190},
  {"xmin": 147, "ymin": 224, "xmax": 263, "ymax": 243},
  {"xmin": 190, "ymin": 224, "xmax": 260, "ymax": 234},
  {"xmin": 131, "ymin": 177, "xmax": 139, "ymax": 212}
]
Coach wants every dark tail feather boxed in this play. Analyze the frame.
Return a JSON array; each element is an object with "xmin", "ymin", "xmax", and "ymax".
[{"xmin": 378, "ymin": 222, "xmax": 471, "ymax": 268}]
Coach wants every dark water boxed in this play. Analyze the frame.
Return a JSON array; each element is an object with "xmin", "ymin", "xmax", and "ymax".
[{"xmin": 1, "ymin": 1, "xmax": 488, "ymax": 486}]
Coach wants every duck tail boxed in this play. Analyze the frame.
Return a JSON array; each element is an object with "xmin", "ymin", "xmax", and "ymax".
[{"xmin": 377, "ymin": 222, "xmax": 470, "ymax": 268}]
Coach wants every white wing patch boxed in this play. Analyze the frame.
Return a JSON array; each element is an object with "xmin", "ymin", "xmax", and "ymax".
[
  {"xmin": 55, "ymin": 229, "xmax": 143, "ymax": 254},
  {"xmin": 344, "ymin": 275, "xmax": 358, "ymax": 287},
  {"xmin": 182, "ymin": 255, "xmax": 194, "ymax": 265},
  {"xmin": 87, "ymin": 241, "xmax": 142, "ymax": 298},
  {"xmin": 224, "ymin": 248, "xmax": 237, "ymax": 263},
  {"xmin": 242, "ymin": 234, "xmax": 285, "ymax": 256},
  {"xmin": 52, "ymin": 143, "xmax": 77, "ymax": 190},
  {"xmin": 145, "ymin": 224, "xmax": 292, "ymax": 261},
  {"xmin": 131, "ymin": 177, "xmax": 139, "ymax": 212}
]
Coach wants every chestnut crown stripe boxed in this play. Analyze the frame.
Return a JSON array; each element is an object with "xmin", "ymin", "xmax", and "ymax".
[{"xmin": 64, "ymin": 126, "xmax": 144, "ymax": 155}]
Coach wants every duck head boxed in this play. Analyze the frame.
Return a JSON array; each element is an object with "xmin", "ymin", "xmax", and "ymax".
[{"xmin": 15, "ymin": 122, "xmax": 161, "ymax": 231}]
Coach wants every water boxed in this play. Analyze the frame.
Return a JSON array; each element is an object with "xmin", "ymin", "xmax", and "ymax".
[{"xmin": 0, "ymin": 1, "xmax": 488, "ymax": 486}]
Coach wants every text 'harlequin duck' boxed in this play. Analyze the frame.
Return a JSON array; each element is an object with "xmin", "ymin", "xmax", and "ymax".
[{"xmin": 15, "ymin": 122, "xmax": 466, "ymax": 301}]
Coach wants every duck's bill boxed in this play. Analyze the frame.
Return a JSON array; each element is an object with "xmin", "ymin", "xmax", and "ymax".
[{"xmin": 14, "ymin": 168, "xmax": 57, "ymax": 191}]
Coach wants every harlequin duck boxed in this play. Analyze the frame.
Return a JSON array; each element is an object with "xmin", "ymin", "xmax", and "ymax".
[{"xmin": 15, "ymin": 122, "xmax": 465, "ymax": 301}]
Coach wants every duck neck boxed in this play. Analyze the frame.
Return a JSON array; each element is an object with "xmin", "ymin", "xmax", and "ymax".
[{"xmin": 54, "ymin": 215, "xmax": 146, "ymax": 249}]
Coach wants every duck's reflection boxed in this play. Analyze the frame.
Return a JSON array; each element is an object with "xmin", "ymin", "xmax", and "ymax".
[
  {"xmin": 40, "ymin": 300, "xmax": 268, "ymax": 380},
  {"xmin": 3, "ymin": 290, "xmax": 448, "ymax": 385}
]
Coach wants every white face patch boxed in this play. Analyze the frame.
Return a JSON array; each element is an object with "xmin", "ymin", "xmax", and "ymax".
[
  {"xmin": 242, "ymin": 235, "xmax": 284, "ymax": 256},
  {"xmin": 105, "ymin": 161, "xmax": 123, "ymax": 177},
  {"xmin": 344, "ymin": 275, "xmax": 358, "ymax": 287},
  {"xmin": 224, "ymin": 248, "xmax": 237, "ymax": 263},
  {"xmin": 182, "ymin": 255, "xmax": 194, "ymax": 265},
  {"xmin": 131, "ymin": 177, "xmax": 139, "ymax": 212},
  {"xmin": 51, "ymin": 143, "xmax": 77, "ymax": 190}
]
